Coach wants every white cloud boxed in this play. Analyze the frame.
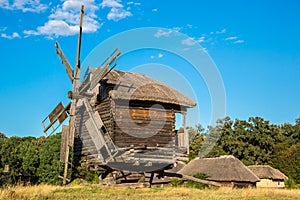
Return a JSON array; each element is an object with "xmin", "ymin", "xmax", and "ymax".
[
  {"xmin": 198, "ymin": 47, "xmax": 207, "ymax": 53},
  {"xmin": 127, "ymin": 1, "xmax": 141, "ymax": 6},
  {"xmin": 150, "ymin": 53, "xmax": 163, "ymax": 59},
  {"xmin": 186, "ymin": 24, "xmax": 193, "ymax": 29},
  {"xmin": 234, "ymin": 39, "xmax": 244, "ymax": 44},
  {"xmin": 224, "ymin": 36, "xmax": 245, "ymax": 44},
  {"xmin": 154, "ymin": 29, "xmax": 172, "ymax": 38},
  {"xmin": 101, "ymin": 0, "xmax": 132, "ymax": 21},
  {"xmin": 181, "ymin": 37, "xmax": 197, "ymax": 46},
  {"xmin": 24, "ymin": 0, "xmax": 101, "ymax": 37},
  {"xmin": 101, "ymin": 0, "xmax": 123, "ymax": 8},
  {"xmin": 216, "ymin": 28, "xmax": 226, "ymax": 34},
  {"xmin": 107, "ymin": 7, "xmax": 132, "ymax": 21},
  {"xmin": 0, "ymin": 0, "xmax": 48, "ymax": 13},
  {"xmin": 1, "ymin": 32, "xmax": 21, "ymax": 39},
  {"xmin": 225, "ymin": 36, "xmax": 238, "ymax": 40},
  {"xmin": 0, "ymin": 0, "xmax": 9, "ymax": 9},
  {"xmin": 152, "ymin": 8, "xmax": 158, "ymax": 12},
  {"xmin": 197, "ymin": 36, "xmax": 205, "ymax": 43}
]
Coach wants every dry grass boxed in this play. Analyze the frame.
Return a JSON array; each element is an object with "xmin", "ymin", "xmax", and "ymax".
[{"xmin": 1, "ymin": 184, "xmax": 300, "ymax": 200}]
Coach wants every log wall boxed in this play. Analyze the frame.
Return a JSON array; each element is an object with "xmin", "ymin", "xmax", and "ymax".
[{"xmin": 113, "ymin": 100, "xmax": 176, "ymax": 148}]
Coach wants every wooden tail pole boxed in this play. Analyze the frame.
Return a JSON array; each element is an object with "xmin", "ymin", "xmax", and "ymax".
[
  {"xmin": 75, "ymin": 5, "xmax": 84, "ymax": 81},
  {"xmin": 63, "ymin": 4, "xmax": 84, "ymax": 185}
]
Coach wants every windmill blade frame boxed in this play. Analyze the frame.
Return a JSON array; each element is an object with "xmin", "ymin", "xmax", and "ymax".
[{"xmin": 55, "ymin": 42, "xmax": 74, "ymax": 83}]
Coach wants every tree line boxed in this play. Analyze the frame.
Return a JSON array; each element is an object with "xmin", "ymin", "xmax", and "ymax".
[
  {"xmin": 0, "ymin": 116, "xmax": 299, "ymax": 186},
  {"xmin": 188, "ymin": 116, "xmax": 300, "ymax": 184}
]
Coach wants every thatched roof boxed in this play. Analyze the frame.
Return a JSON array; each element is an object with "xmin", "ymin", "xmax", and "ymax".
[
  {"xmin": 104, "ymin": 70, "xmax": 196, "ymax": 108},
  {"xmin": 248, "ymin": 165, "xmax": 287, "ymax": 180},
  {"xmin": 178, "ymin": 155, "xmax": 260, "ymax": 183},
  {"xmin": 166, "ymin": 161, "xmax": 186, "ymax": 173}
]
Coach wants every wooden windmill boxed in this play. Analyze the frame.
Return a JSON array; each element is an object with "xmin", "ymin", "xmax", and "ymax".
[
  {"xmin": 42, "ymin": 5, "xmax": 197, "ymax": 186},
  {"xmin": 42, "ymin": 5, "xmax": 121, "ymax": 184}
]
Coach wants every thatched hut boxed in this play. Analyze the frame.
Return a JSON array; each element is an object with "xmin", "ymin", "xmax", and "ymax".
[
  {"xmin": 248, "ymin": 165, "xmax": 287, "ymax": 188},
  {"xmin": 178, "ymin": 155, "xmax": 260, "ymax": 187},
  {"xmin": 74, "ymin": 70, "xmax": 196, "ymax": 172}
]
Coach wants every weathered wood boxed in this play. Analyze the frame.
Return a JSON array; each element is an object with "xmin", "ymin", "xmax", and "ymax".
[
  {"xmin": 60, "ymin": 125, "xmax": 69, "ymax": 162},
  {"xmin": 163, "ymin": 172, "xmax": 221, "ymax": 187},
  {"xmin": 182, "ymin": 175, "xmax": 221, "ymax": 187}
]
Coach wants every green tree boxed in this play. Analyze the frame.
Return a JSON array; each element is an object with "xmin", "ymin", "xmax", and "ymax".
[
  {"xmin": 188, "ymin": 125, "xmax": 205, "ymax": 160},
  {"xmin": 17, "ymin": 137, "xmax": 40, "ymax": 183},
  {"xmin": 0, "ymin": 136, "xmax": 23, "ymax": 185},
  {"xmin": 208, "ymin": 117, "xmax": 278, "ymax": 165},
  {"xmin": 204, "ymin": 116, "xmax": 233, "ymax": 158},
  {"xmin": 38, "ymin": 133, "xmax": 63, "ymax": 185}
]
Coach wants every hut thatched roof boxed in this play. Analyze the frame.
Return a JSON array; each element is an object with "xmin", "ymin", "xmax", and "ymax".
[
  {"xmin": 248, "ymin": 165, "xmax": 287, "ymax": 180},
  {"xmin": 166, "ymin": 161, "xmax": 186, "ymax": 173},
  {"xmin": 178, "ymin": 155, "xmax": 260, "ymax": 183},
  {"xmin": 104, "ymin": 70, "xmax": 196, "ymax": 108}
]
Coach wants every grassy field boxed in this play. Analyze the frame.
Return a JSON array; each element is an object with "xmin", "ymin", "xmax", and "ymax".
[{"xmin": 1, "ymin": 184, "xmax": 300, "ymax": 200}]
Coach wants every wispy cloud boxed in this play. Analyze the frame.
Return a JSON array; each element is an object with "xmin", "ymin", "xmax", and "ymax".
[
  {"xmin": 0, "ymin": 27, "xmax": 7, "ymax": 32},
  {"xmin": 127, "ymin": 1, "xmax": 141, "ymax": 6},
  {"xmin": 152, "ymin": 8, "xmax": 158, "ymax": 12},
  {"xmin": 1, "ymin": 32, "xmax": 21, "ymax": 39},
  {"xmin": 224, "ymin": 36, "xmax": 244, "ymax": 44},
  {"xmin": 234, "ymin": 39, "xmax": 244, "ymax": 44},
  {"xmin": 216, "ymin": 28, "xmax": 226, "ymax": 34},
  {"xmin": 181, "ymin": 36, "xmax": 206, "ymax": 46},
  {"xmin": 150, "ymin": 53, "xmax": 163, "ymax": 59},
  {"xmin": 154, "ymin": 28, "xmax": 180, "ymax": 38},
  {"xmin": 107, "ymin": 7, "xmax": 132, "ymax": 21},
  {"xmin": 198, "ymin": 47, "xmax": 207, "ymax": 53},
  {"xmin": 186, "ymin": 24, "xmax": 193, "ymax": 29},
  {"xmin": 101, "ymin": 0, "xmax": 132, "ymax": 21},
  {"xmin": 197, "ymin": 36, "xmax": 205, "ymax": 43},
  {"xmin": 225, "ymin": 36, "xmax": 238, "ymax": 40},
  {"xmin": 210, "ymin": 28, "xmax": 226, "ymax": 35},
  {"xmin": 101, "ymin": 0, "xmax": 123, "ymax": 8},
  {"xmin": 182, "ymin": 37, "xmax": 197, "ymax": 46},
  {"xmin": 0, "ymin": 0, "xmax": 48, "ymax": 13},
  {"xmin": 154, "ymin": 29, "xmax": 172, "ymax": 38},
  {"xmin": 24, "ymin": 0, "xmax": 101, "ymax": 38}
]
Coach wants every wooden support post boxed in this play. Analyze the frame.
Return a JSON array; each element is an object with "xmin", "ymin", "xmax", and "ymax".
[
  {"xmin": 63, "ymin": 4, "xmax": 84, "ymax": 185},
  {"xmin": 183, "ymin": 112, "xmax": 189, "ymax": 154},
  {"xmin": 149, "ymin": 172, "xmax": 154, "ymax": 186}
]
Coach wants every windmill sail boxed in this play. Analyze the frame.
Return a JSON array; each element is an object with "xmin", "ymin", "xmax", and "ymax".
[
  {"xmin": 55, "ymin": 42, "xmax": 74, "ymax": 83},
  {"xmin": 42, "ymin": 102, "xmax": 70, "ymax": 136},
  {"xmin": 79, "ymin": 48, "xmax": 120, "ymax": 93}
]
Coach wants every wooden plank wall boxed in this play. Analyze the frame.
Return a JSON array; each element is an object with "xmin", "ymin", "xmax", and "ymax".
[
  {"xmin": 95, "ymin": 97, "xmax": 114, "ymax": 140},
  {"xmin": 113, "ymin": 100, "xmax": 175, "ymax": 148},
  {"xmin": 73, "ymin": 97, "xmax": 178, "ymax": 169}
]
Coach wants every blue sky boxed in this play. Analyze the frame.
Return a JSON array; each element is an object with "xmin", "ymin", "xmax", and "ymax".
[{"xmin": 0, "ymin": 0, "xmax": 299, "ymax": 137}]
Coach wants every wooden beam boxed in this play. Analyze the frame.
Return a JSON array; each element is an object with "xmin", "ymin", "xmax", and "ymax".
[
  {"xmin": 183, "ymin": 112, "xmax": 189, "ymax": 154},
  {"xmin": 163, "ymin": 172, "xmax": 221, "ymax": 187},
  {"xmin": 182, "ymin": 175, "xmax": 221, "ymax": 187},
  {"xmin": 63, "ymin": 4, "xmax": 84, "ymax": 185},
  {"xmin": 55, "ymin": 42, "xmax": 74, "ymax": 83}
]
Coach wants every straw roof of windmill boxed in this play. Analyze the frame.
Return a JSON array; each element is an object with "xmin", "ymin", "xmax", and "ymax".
[
  {"xmin": 248, "ymin": 165, "xmax": 287, "ymax": 180},
  {"xmin": 103, "ymin": 70, "xmax": 196, "ymax": 108},
  {"xmin": 178, "ymin": 155, "xmax": 260, "ymax": 183}
]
